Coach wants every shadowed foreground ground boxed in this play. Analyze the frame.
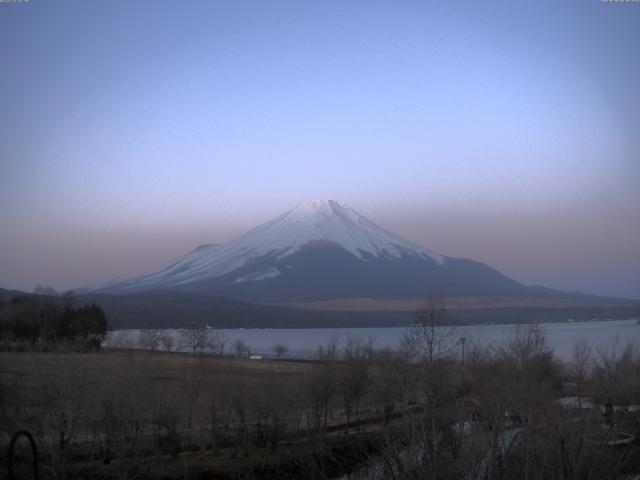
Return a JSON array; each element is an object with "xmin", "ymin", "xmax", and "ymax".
[{"xmin": 3, "ymin": 336, "xmax": 640, "ymax": 479}]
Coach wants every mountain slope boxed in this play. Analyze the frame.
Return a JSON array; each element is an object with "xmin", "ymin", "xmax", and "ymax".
[{"xmin": 84, "ymin": 199, "xmax": 540, "ymax": 301}]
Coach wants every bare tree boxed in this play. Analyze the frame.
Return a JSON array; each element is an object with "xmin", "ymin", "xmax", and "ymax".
[
  {"xmin": 371, "ymin": 349, "xmax": 407, "ymax": 425},
  {"xmin": 228, "ymin": 390, "xmax": 251, "ymax": 458},
  {"xmin": 160, "ymin": 334, "xmax": 174, "ymax": 352},
  {"xmin": 233, "ymin": 338, "xmax": 249, "ymax": 358},
  {"xmin": 498, "ymin": 322, "xmax": 552, "ymax": 368},
  {"xmin": 203, "ymin": 384, "xmax": 231, "ymax": 456},
  {"xmin": 592, "ymin": 341, "xmax": 640, "ymax": 407},
  {"xmin": 94, "ymin": 353, "xmax": 161, "ymax": 480},
  {"xmin": 208, "ymin": 330, "xmax": 227, "ymax": 357},
  {"xmin": 179, "ymin": 321, "xmax": 210, "ymax": 354},
  {"xmin": 251, "ymin": 370, "xmax": 293, "ymax": 453},
  {"xmin": 271, "ymin": 342, "xmax": 288, "ymax": 359},
  {"xmin": 138, "ymin": 329, "xmax": 162, "ymax": 351},
  {"xmin": 108, "ymin": 330, "xmax": 137, "ymax": 349},
  {"xmin": 339, "ymin": 337, "xmax": 373, "ymax": 430},
  {"xmin": 180, "ymin": 357, "xmax": 206, "ymax": 451},
  {"xmin": 32, "ymin": 353, "xmax": 87, "ymax": 480},
  {"xmin": 306, "ymin": 339, "xmax": 340, "ymax": 430},
  {"xmin": 316, "ymin": 336, "xmax": 338, "ymax": 361},
  {"xmin": 402, "ymin": 297, "xmax": 456, "ymax": 363},
  {"xmin": 568, "ymin": 339, "xmax": 592, "ymax": 387}
]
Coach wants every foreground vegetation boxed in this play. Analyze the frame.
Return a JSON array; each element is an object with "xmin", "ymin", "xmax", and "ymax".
[
  {"xmin": 2, "ymin": 298, "xmax": 640, "ymax": 479},
  {"xmin": 0, "ymin": 288, "xmax": 108, "ymax": 351}
]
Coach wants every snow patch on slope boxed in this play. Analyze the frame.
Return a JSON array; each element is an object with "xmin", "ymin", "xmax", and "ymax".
[{"xmin": 234, "ymin": 267, "xmax": 281, "ymax": 284}]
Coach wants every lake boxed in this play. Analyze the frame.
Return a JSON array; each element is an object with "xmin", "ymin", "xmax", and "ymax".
[{"xmin": 109, "ymin": 318, "xmax": 640, "ymax": 360}]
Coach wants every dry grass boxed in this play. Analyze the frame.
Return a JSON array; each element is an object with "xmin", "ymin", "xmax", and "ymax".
[
  {"xmin": 0, "ymin": 351, "xmax": 376, "ymax": 479},
  {"xmin": 0, "ymin": 350, "xmax": 312, "ymax": 434},
  {"xmin": 279, "ymin": 296, "xmax": 633, "ymax": 312},
  {"xmin": 1, "ymin": 350, "xmax": 309, "ymax": 384}
]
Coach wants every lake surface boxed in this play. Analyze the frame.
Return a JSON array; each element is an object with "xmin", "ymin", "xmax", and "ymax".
[{"xmin": 109, "ymin": 318, "xmax": 640, "ymax": 360}]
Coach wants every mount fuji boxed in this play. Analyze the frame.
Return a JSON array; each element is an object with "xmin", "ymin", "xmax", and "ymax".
[{"xmin": 85, "ymin": 199, "xmax": 537, "ymax": 302}]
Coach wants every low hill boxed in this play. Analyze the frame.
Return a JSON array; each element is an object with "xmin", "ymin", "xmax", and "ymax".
[
  {"xmin": 77, "ymin": 289, "xmax": 638, "ymax": 329},
  {"xmin": 3, "ymin": 287, "xmax": 637, "ymax": 329}
]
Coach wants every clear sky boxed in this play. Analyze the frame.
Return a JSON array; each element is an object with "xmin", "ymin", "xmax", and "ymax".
[{"xmin": 1, "ymin": 0, "xmax": 638, "ymax": 298}]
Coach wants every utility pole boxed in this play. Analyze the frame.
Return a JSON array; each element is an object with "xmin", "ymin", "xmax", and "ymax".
[{"xmin": 459, "ymin": 336, "xmax": 466, "ymax": 366}]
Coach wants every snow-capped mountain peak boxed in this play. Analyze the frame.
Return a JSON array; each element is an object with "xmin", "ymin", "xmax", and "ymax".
[
  {"xmin": 85, "ymin": 199, "xmax": 446, "ymax": 293},
  {"xmin": 255, "ymin": 198, "xmax": 444, "ymax": 263}
]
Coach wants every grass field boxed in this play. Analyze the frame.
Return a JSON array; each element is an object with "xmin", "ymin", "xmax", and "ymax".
[
  {"xmin": 0, "ymin": 350, "xmax": 387, "ymax": 479},
  {"xmin": 1, "ymin": 350, "xmax": 310, "ymax": 388},
  {"xmin": 282, "ymin": 295, "xmax": 638, "ymax": 312},
  {"xmin": 1, "ymin": 350, "xmax": 313, "ymax": 429},
  {"xmin": 4, "ymin": 340, "xmax": 640, "ymax": 480}
]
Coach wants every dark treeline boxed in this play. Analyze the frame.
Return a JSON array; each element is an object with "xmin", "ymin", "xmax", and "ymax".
[{"xmin": 0, "ymin": 286, "xmax": 108, "ymax": 350}]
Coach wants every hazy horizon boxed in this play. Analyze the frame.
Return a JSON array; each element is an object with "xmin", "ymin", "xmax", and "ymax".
[{"xmin": 1, "ymin": 1, "xmax": 639, "ymax": 299}]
